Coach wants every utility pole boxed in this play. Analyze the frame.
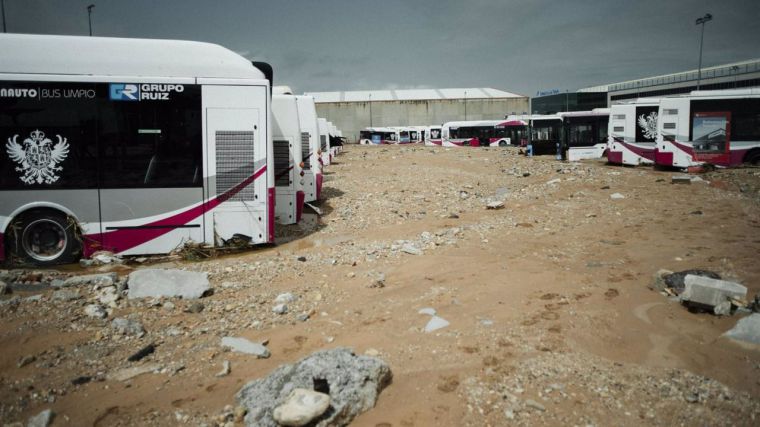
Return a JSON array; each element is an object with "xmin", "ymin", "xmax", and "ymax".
[
  {"xmin": 87, "ymin": 4, "xmax": 95, "ymax": 36},
  {"xmin": 368, "ymin": 93, "xmax": 372, "ymax": 127},
  {"xmin": 464, "ymin": 90, "xmax": 467, "ymax": 120},
  {"xmin": 695, "ymin": 13, "xmax": 713, "ymax": 90}
]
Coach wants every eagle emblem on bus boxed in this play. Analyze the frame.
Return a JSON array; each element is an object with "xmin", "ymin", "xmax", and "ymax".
[
  {"xmin": 6, "ymin": 130, "xmax": 70, "ymax": 184},
  {"xmin": 638, "ymin": 112, "xmax": 658, "ymax": 140}
]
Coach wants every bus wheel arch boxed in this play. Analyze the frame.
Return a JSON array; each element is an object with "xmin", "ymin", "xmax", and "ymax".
[
  {"xmin": 744, "ymin": 148, "xmax": 760, "ymax": 166},
  {"xmin": 4, "ymin": 207, "xmax": 83, "ymax": 266}
]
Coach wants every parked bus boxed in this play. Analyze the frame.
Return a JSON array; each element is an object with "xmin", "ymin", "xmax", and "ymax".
[
  {"xmin": 441, "ymin": 120, "xmax": 513, "ymax": 147},
  {"xmin": 655, "ymin": 89, "xmax": 760, "ymax": 168},
  {"xmin": 0, "ymin": 34, "xmax": 273, "ymax": 265},
  {"xmin": 496, "ymin": 119, "xmax": 529, "ymax": 147},
  {"xmin": 318, "ymin": 118, "xmax": 331, "ymax": 166},
  {"xmin": 272, "ymin": 95, "xmax": 305, "ymax": 225},
  {"xmin": 425, "ymin": 126, "xmax": 442, "ymax": 145},
  {"xmin": 607, "ymin": 99, "xmax": 660, "ymax": 166},
  {"xmin": 295, "ymin": 95, "xmax": 322, "ymax": 201},
  {"xmin": 359, "ymin": 127, "xmax": 398, "ymax": 145},
  {"xmin": 559, "ymin": 109, "xmax": 610, "ymax": 161}
]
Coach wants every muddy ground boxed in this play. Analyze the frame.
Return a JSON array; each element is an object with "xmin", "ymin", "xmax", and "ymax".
[{"xmin": 2, "ymin": 145, "xmax": 760, "ymax": 426}]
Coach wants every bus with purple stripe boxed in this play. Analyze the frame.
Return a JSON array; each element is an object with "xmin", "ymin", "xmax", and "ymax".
[{"xmin": 607, "ymin": 99, "xmax": 660, "ymax": 166}]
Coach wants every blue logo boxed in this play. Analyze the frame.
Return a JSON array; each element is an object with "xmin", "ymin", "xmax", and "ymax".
[{"xmin": 109, "ymin": 84, "xmax": 140, "ymax": 101}]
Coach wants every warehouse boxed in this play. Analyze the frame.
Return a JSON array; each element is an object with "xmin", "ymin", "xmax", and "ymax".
[{"xmin": 303, "ymin": 88, "xmax": 529, "ymax": 143}]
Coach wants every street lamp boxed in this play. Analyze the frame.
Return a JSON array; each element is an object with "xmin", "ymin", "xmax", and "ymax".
[
  {"xmin": 368, "ymin": 93, "xmax": 372, "ymax": 127},
  {"xmin": 464, "ymin": 90, "xmax": 467, "ymax": 120},
  {"xmin": 87, "ymin": 4, "xmax": 95, "ymax": 36},
  {"xmin": 695, "ymin": 13, "xmax": 713, "ymax": 90}
]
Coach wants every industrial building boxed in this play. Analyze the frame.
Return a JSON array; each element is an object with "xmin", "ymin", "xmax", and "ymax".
[{"xmin": 304, "ymin": 88, "xmax": 529, "ymax": 143}]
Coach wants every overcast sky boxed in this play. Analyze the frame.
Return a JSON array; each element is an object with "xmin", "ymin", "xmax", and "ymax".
[{"xmin": 4, "ymin": 0, "xmax": 759, "ymax": 96}]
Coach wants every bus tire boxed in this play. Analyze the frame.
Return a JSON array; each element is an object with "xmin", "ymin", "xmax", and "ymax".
[
  {"xmin": 745, "ymin": 149, "xmax": 760, "ymax": 166},
  {"xmin": 7, "ymin": 211, "xmax": 81, "ymax": 266},
  {"xmin": 499, "ymin": 140, "xmax": 507, "ymax": 147}
]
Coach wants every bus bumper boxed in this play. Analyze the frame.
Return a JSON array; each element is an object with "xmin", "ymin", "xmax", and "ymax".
[{"xmin": 607, "ymin": 150, "xmax": 623, "ymax": 164}]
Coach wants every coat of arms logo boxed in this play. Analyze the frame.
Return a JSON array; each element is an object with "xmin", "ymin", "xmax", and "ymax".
[
  {"xmin": 6, "ymin": 130, "xmax": 70, "ymax": 184},
  {"xmin": 637, "ymin": 112, "xmax": 658, "ymax": 140}
]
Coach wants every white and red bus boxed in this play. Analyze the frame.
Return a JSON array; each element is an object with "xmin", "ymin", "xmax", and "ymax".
[
  {"xmin": 0, "ymin": 34, "xmax": 273, "ymax": 265},
  {"xmin": 425, "ymin": 126, "xmax": 442, "ymax": 145},
  {"xmin": 559, "ymin": 109, "xmax": 610, "ymax": 161},
  {"xmin": 272, "ymin": 95, "xmax": 305, "ymax": 225},
  {"xmin": 441, "ymin": 120, "xmax": 518, "ymax": 147},
  {"xmin": 359, "ymin": 127, "xmax": 398, "ymax": 145},
  {"xmin": 318, "ymin": 118, "xmax": 331, "ymax": 166},
  {"xmin": 295, "ymin": 95, "xmax": 322, "ymax": 201},
  {"xmin": 655, "ymin": 89, "xmax": 760, "ymax": 168},
  {"xmin": 607, "ymin": 99, "xmax": 660, "ymax": 166}
]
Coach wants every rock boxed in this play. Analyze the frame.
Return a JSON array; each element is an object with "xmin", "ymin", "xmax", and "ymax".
[
  {"xmin": 650, "ymin": 269, "xmax": 674, "ymax": 292},
  {"xmin": 447, "ymin": 213, "xmax": 460, "ymax": 219},
  {"xmin": 272, "ymin": 303, "xmax": 288, "ymax": 314},
  {"xmin": 0, "ymin": 280, "xmax": 8, "ymax": 295},
  {"xmin": 672, "ymin": 175, "xmax": 693, "ymax": 184},
  {"xmin": 418, "ymin": 307, "xmax": 437, "ymax": 316},
  {"xmin": 222, "ymin": 337, "xmax": 271, "ymax": 358},
  {"xmin": 525, "ymin": 399, "xmax": 546, "ymax": 412},
  {"xmin": 84, "ymin": 304, "xmax": 107, "ymax": 319},
  {"xmin": 664, "ymin": 269, "xmax": 721, "ymax": 294},
  {"xmin": 275, "ymin": 293, "xmax": 297, "ymax": 304},
  {"xmin": 297, "ymin": 256, "xmax": 307, "ymax": 262},
  {"xmin": 107, "ymin": 363, "xmax": 162, "ymax": 381},
  {"xmin": 546, "ymin": 178, "xmax": 561, "ymax": 185},
  {"xmin": 186, "ymin": 302, "xmax": 205, "ymax": 313},
  {"xmin": 27, "ymin": 409, "xmax": 54, "ymax": 427},
  {"xmin": 713, "ymin": 301, "xmax": 732, "ymax": 316},
  {"xmin": 424, "ymin": 316, "xmax": 450, "ymax": 333},
  {"xmin": 52, "ymin": 289, "xmax": 81, "ymax": 301},
  {"xmin": 401, "ymin": 244, "xmax": 422, "ymax": 256},
  {"xmin": 236, "ymin": 347, "xmax": 391, "ymax": 427},
  {"xmin": 97, "ymin": 286, "xmax": 120, "ymax": 306},
  {"xmin": 680, "ymin": 275, "xmax": 747, "ymax": 310},
  {"xmin": 17, "ymin": 355, "xmax": 36, "ymax": 368},
  {"xmin": 364, "ymin": 348, "xmax": 380, "ymax": 357},
  {"xmin": 91, "ymin": 251, "xmax": 123, "ymax": 265},
  {"xmin": 610, "ymin": 193, "xmax": 625, "ymax": 200},
  {"xmin": 127, "ymin": 269, "xmax": 211, "ymax": 299},
  {"xmin": 459, "ymin": 191, "xmax": 469, "ymax": 199},
  {"xmin": 486, "ymin": 200, "xmax": 505, "ymax": 210},
  {"xmin": 111, "ymin": 318, "xmax": 146, "ymax": 337},
  {"xmin": 216, "ymin": 360, "xmax": 231, "ymax": 378},
  {"xmin": 272, "ymin": 388, "xmax": 331, "ymax": 427},
  {"xmin": 723, "ymin": 313, "xmax": 760, "ymax": 345},
  {"xmin": 128, "ymin": 343, "xmax": 156, "ymax": 362},
  {"xmin": 60, "ymin": 273, "xmax": 117, "ymax": 288}
]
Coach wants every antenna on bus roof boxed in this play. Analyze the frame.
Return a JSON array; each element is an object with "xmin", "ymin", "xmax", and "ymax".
[{"xmin": 251, "ymin": 61, "xmax": 273, "ymax": 94}]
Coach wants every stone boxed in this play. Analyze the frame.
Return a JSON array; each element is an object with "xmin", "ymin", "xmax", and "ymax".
[
  {"xmin": 216, "ymin": 360, "xmax": 231, "ymax": 377},
  {"xmin": 91, "ymin": 251, "xmax": 123, "ymax": 265},
  {"xmin": 664, "ymin": 269, "xmax": 721, "ymax": 294},
  {"xmin": 27, "ymin": 409, "xmax": 54, "ymax": 427},
  {"xmin": 723, "ymin": 313, "xmax": 760, "ymax": 345},
  {"xmin": 97, "ymin": 287, "xmax": 120, "ymax": 306},
  {"xmin": 680, "ymin": 275, "xmax": 747, "ymax": 309},
  {"xmin": 275, "ymin": 293, "xmax": 296, "ymax": 304},
  {"xmin": 236, "ymin": 347, "xmax": 391, "ymax": 427},
  {"xmin": 60, "ymin": 273, "xmax": 117, "ymax": 288},
  {"xmin": 272, "ymin": 388, "xmax": 331, "ymax": 427},
  {"xmin": 424, "ymin": 316, "xmax": 450, "ymax": 333},
  {"xmin": 107, "ymin": 363, "xmax": 161, "ymax": 381},
  {"xmin": 0, "ymin": 280, "xmax": 8, "ymax": 295},
  {"xmin": 127, "ymin": 269, "xmax": 211, "ymax": 299},
  {"xmin": 297, "ymin": 256, "xmax": 307, "ymax": 262},
  {"xmin": 610, "ymin": 193, "xmax": 625, "ymax": 200},
  {"xmin": 111, "ymin": 317, "xmax": 146, "ymax": 337},
  {"xmin": 486, "ymin": 200, "xmax": 505, "ymax": 210},
  {"xmin": 418, "ymin": 307, "xmax": 437, "ymax": 316},
  {"xmin": 672, "ymin": 175, "xmax": 693, "ymax": 184},
  {"xmin": 546, "ymin": 178, "xmax": 561, "ymax": 185},
  {"xmin": 713, "ymin": 301, "xmax": 732, "ymax": 316},
  {"xmin": 401, "ymin": 244, "xmax": 422, "ymax": 256},
  {"xmin": 128, "ymin": 343, "xmax": 156, "ymax": 362},
  {"xmin": 222, "ymin": 337, "xmax": 271, "ymax": 358},
  {"xmin": 17, "ymin": 355, "xmax": 36, "ymax": 368},
  {"xmin": 186, "ymin": 302, "xmax": 205, "ymax": 313},
  {"xmin": 525, "ymin": 399, "xmax": 546, "ymax": 412},
  {"xmin": 84, "ymin": 304, "xmax": 107, "ymax": 319},
  {"xmin": 52, "ymin": 289, "xmax": 81, "ymax": 301},
  {"xmin": 272, "ymin": 303, "xmax": 288, "ymax": 314}
]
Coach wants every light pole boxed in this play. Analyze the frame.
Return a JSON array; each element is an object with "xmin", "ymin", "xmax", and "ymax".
[
  {"xmin": 368, "ymin": 93, "xmax": 372, "ymax": 127},
  {"xmin": 1, "ymin": 0, "xmax": 7, "ymax": 33},
  {"xmin": 730, "ymin": 65, "xmax": 739, "ymax": 88},
  {"xmin": 87, "ymin": 4, "xmax": 95, "ymax": 36},
  {"xmin": 464, "ymin": 90, "xmax": 467, "ymax": 120},
  {"xmin": 695, "ymin": 13, "xmax": 712, "ymax": 90}
]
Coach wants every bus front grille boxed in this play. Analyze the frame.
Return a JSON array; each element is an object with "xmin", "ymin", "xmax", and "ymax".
[{"xmin": 215, "ymin": 130, "xmax": 255, "ymax": 202}]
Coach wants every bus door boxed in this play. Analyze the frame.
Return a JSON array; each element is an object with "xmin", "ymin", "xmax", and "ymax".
[{"xmin": 691, "ymin": 112, "xmax": 731, "ymax": 166}]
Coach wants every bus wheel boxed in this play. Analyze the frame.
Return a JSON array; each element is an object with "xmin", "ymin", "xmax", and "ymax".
[
  {"xmin": 499, "ymin": 140, "xmax": 507, "ymax": 147},
  {"xmin": 9, "ymin": 212, "xmax": 80, "ymax": 266},
  {"xmin": 745, "ymin": 149, "xmax": 760, "ymax": 166}
]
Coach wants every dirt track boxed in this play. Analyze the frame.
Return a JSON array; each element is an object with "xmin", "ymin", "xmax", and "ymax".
[{"xmin": 2, "ymin": 144, "xmax": 760, "ymax": 426}]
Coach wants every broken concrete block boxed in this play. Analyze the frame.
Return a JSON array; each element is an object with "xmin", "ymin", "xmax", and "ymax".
[
  {"xmin": 672, "ymin": 175, "xmax": 692, "ymax": 184},
  {"xmin": 679, "ymin": 275, "xmax": 747, "ymax": 309},
  {"xmin": 127, "ymin": 269, "xmax": 210, "ymax": 299},
  {"xmin": 723, "ymin": 313, "xmax": 760, "ymax": 345}
]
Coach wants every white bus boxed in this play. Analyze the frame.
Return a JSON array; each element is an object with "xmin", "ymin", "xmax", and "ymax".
[
  {"xmin": 607, "ymin": 99, "xmax": 660, "ymax": 166},
  {"xmin": 318, "ymin": 118, "xmax": 331, "ymax": 166},
  {"xmin": 654, "ymin": 89, "xmax": 760, "ymax": 168},
  {"xmin": 558, "ymin": 109, "xmax": 610, "ymax": 161},
  {"xmin": 425, "ymin": 126, "xmax": 442, "ymax": 146},
  {"xmin": 359, "ymin": 127, "xmax": 399, "ymax": 145},
  {"xmin": 272, "ymin": 95, "xmax": 305, "ymax": 225},
  {"xmin": 295, "ymin": 95, "xmax": 322, "ymax": 201},
  {"xmin": 0, "ymin": 34, "xmax": 273, "ymax": 265},
  {"xmin": 441, "ymin": 120, "xmax": 515, "ymax": 147}
]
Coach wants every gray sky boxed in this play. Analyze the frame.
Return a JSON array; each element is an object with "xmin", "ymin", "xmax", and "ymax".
[{"xmin": 4, "ymin": 0, "xmax": 759, "ymax": 96}]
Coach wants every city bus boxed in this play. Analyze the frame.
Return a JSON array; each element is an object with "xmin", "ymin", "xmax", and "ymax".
[
  {"xmin": 655, "ymin": 89, "xmax": 760, "ymax": 168},
  {"xmin": 272, "ymin": 95, "xmax": 305, "ymax": 225},
  {"xmin": 425, "ymin": 126, "xmax": 442, "ymax": 145},
  {"xmin": 607, "ymin": 99, "xmax": 660, "ymax": 166},
  {"xmin": 359, "ymin": 127, "xmax": 399, "ymax": 144},
  {"xmin": 0, "ymin": 34, "xmax": 273, "ymax": 265},
  {"xmin": 496, "ymin": 119, "xmax": 529, "ymax": 147},
  {"xmin": 295, "ymin": 95, "xmax": 322, "ymax": 201},
  {"xmin": 441, "ymin": 120, "xmax": 514, "ymax": 147},
  {"xmin": 559, "ymin": 109, "xmax": 610, "ymax": 161}
]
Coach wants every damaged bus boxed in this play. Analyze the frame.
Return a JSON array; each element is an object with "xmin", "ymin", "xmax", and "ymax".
[
  {"xmin": 607, "ymin": 99, "xmax": 660, "ymax": 166},
  {"xmin": 272, "ymin": 95, "xmax": 305, "ymax": 224}
]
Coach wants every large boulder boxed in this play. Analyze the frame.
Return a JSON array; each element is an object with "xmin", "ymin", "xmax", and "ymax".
[
  {"xmin": 236, "ymin": 347, "xmax": 392, "ymax": 427},
  {"xmin": 127, "ymin": 269, "xmax": 210, "ymax": 299}
]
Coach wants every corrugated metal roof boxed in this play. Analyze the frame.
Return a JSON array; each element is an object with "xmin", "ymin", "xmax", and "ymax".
[{"xmin": 304, "ymin": 87, "xmax": 526, "ymax": 103}]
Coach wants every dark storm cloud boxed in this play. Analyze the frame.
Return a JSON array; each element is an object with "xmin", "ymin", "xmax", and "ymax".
[{"xmin": 3, "ymin": 0, "xmax": 759, "ymax": 95}]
